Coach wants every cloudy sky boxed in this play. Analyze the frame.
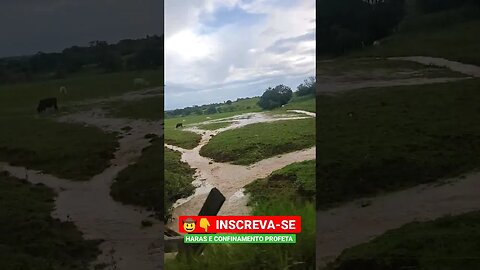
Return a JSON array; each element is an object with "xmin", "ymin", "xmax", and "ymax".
[
  {"xmin": 0, "ymin": 0, "xmax": 163, "ymax": 58},
  {"xmin": 165, "ymin": 0, "xmax": 315, "ymax": 110}
]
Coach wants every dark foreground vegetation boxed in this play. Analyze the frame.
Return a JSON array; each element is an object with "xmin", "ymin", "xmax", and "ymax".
[
  {"xmin": 164, "ymin": 147, "xmax": 196, "ymax": 220},
  {"xmin": 246, "ymin": 160, "xmax": 315, "ymax": 206},
  {"xmin": 0, "ymin": 171, "xmax": 100, "ymax": 269},
  {"xmin": 328, "ymin": 211, "xmax": 480, "ymax": 270},
  {"xmin": 111, "ymin": 137, "xmax": 163, "ymax": 217},
  {"xmin": 317, "ymin": 79, "xmax": 480, "ymax": 208},
  {"xmin": 166, "ymin": 161, "xmax": 316, "ymax": 270}
]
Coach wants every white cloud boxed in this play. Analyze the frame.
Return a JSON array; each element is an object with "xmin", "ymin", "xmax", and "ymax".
[{"xmin": 165, "ymin": 0, "xmax": 315, "ymax": 109}]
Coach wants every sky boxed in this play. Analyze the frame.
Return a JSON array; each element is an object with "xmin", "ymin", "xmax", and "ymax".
[
  {"xmin": 0, "ymin": 0, "xmax": 163, "ymax": 58},
  {"xmin": 165, "ymin": 0, "xmax": 316, "ymax": 110}
]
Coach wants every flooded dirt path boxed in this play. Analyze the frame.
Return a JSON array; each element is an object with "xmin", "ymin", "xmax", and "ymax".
[
  {"xmin": 166, "ymin": 111, "xmax": 316, "ymax": 231},
  {"xmin": 1, "ymin": 90, "xmax": 163, "ymax": 270}
]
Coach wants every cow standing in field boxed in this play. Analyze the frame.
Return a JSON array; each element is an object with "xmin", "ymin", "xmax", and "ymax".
[
  {"xmin": 37, "ymin": 98, "xmax": 58, "ymax": 113},
  {"xmin": 176, "ymin": 123, "xmax": 183, "ymax": 128}
]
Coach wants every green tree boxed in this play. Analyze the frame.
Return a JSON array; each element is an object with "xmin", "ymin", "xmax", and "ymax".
[
  {"xmin": 296, "ymin": 77, "xmax": 316, "ymax": 96},
  {"xmin": 258, "ymin": 84, "xmax": 293, "ymax": 110}
]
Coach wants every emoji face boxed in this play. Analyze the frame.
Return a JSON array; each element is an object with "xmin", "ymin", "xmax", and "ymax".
[{"xmin": 183, "ymin": 218, "xmax": 196, "ymax": 232}]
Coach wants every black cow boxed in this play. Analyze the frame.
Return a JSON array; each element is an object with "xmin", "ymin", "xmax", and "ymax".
[
  {"xmin": 176, "ymin": 123, "xmax": 183, "ymax": 128},
  {"xmin": 37, "ymin": 98, "xmax": 58, "ymax": 113}
]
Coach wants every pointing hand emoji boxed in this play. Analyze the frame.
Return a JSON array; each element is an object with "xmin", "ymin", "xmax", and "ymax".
[{"xmin": 199, "ymin": 218, "xmax": 210, "ymax": 232}]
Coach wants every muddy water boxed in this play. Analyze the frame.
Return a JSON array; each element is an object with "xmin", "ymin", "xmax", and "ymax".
[
  {"xmin": 166, "ymin": 111, "xmax": 316, "ymax": 231},
  {"xmin": 1, "ymin": 105, "xmax": 164, "ymax": 270}
]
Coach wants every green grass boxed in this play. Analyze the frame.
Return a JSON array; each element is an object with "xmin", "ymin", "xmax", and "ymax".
[
  {"xmin": 164, "ymin": 127, "xmax": 202, "ymax": 150},
  {"xmin": 280, "ymin": 95, "xmax": 316, "ymax": 113},
  {"xmin": 0, "ymin": 69, "xmax": 163, "ymax": 114},
  {"xmin": 197, "ymin": 122, "xmax": 231, "ymax": 130},
  {"xmin": 317, "ymin": 79, "xmax": 480, "ymax": 208},
  {"xmin": 165, "ymin": 200, "xmax": 316, "ymax": 270},
  {"xmin": 200, "ymin": 118, "xmax": 315, "ymax": 165},
  {"xmin": 0, "ymin": 69, "xmax": 162, "ymax": 180},
  {"xmin": 0, "ymin": 116, "xmax": 118, "ymax": 180},
  {"xmin": 245, "ymin": 160, "xmax": 316, "ymax": 205},
  {"xmin": 107, "ymin": 95, "xmax": 163, "ymax": 121},
  {"xmin": 0, "ymin": 171, "xmax": 101, "ymax": 269},
  {"xmin": 216, "ymin": 97, "xmax": 261, "ymax": 113},
  {"xmin": 110, "ymin": 137, "xmax": 162, "ymax": 216},
  {"xmin": 164, "ymin": 147, "xmax": 196, "ymax": 220},
  {"xmin": 327, "ymin": 211, "xmax": 480, "ymax": 270}
]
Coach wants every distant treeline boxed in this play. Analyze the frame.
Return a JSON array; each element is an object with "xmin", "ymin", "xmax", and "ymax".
[
  {"xmin": 0, "ymin": 35, "xmax": 163, "ymax": 85},
  {"xmin": 166, "ymin": 77, "xmax": 315, "ymax": 118},
  {"xmin": 165, "ymin": 97, "xmax": 254, "ymax": 118}
]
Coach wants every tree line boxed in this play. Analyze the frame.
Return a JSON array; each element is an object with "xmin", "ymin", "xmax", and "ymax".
[
  {"xmin": 0, "ymin": 35, "xmax": 163, "ymax": 85},
  {"xmin": 166, "ymin": 77, "xmax": 315, "ymax": 118}
]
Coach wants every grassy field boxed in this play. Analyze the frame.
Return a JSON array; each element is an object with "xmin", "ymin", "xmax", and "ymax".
[
  {"xmin": 279, "ymin": 94, "xmax": 316, "ymax": 113},
  {"xmin": 0, "ymin": 116, "xmax": 118, "ymax": 180},
  {"xmin": 164, "ymin": 147, "xmax": 195, "ymax": 220},
  {"xmin": 0, "ymin": 171, "xmax": 100, "ymax": 269},
  {"xmin": 198, "ymin": 122, "xmax": 231, "ymax": 130},
  {"xmin": 317, "ymin": 79, "xmax": 480, "ymax": 208},
  {"xmin": 110, "ymin": 137, "xmax": 162, "ymax": 216},
  {"xmin": 200, "ymin": 118, "xmax": 315, "ymax": 165},
  {"xmin": 106, "ymin": 95, "xmax": 163, "ymax": 121},
  {"xmin": 164, "ymin": 127, "xmax": 201, "ymax": 149},
  {"xmin": 0, "ymin": 69, "xmax": 163, "ymax": 113},
  {"xmin": 245, "ymin": 160, "xmax": 316, "ymax": 205},
  {"xmin": 216, "ymin": 97, "xmax": 261, "ymax": 113},
  {"xmin": 327, "ymin": 211, "xmax": 480, "ymax": 270},
  {"xmin": 0, "ymin": 69, "xmax": 162, "ymax": 180}
]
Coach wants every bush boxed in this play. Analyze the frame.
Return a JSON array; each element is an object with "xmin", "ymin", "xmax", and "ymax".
[
  {"xmin": 258, "ymin": 84, "xmax": 293, "ymax": 110},
  {"xmin": 296, "ymin": 77, "xmax": 316, "ymax": 96}
]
